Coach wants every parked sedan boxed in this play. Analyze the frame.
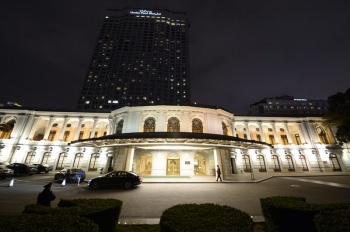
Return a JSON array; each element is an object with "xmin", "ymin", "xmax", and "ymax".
[
  {"xmin": 7, "ymin": 163, "xmax": 38, "ymax": 176},
  {"xmin": 0, "ymin": 165, "xmax": 14, "ymax": 179},
  {"xmin": 32, "ymin": 164, "xmax": 52, "ymax": 173},
  {"xmin": 54, "ymin": 168, "xmax": 86, "ymax": 183},
  {"xmin": 88, "ymin": 171, "xmax": 142, "ymax": 190}
]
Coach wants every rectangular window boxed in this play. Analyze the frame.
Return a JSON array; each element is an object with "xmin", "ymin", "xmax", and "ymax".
[
  {"xmin": 256, "ymin": 134, "xmax": 261, "ymax": 142},
  {"xmin": 63, "ymin": 131, "xmax": 70, "ymax": 142},
  {"xmin": 295, "ymin": 134, "xmax": 301, "ymax": 145},
  {"xmin": 48, "ymin": 131, "xmax": 56, "ymax": 141},
  {"xmin": 79, "ymin": 131, "xmax": 84, "ymax": 140},
  {"xmin": 281, "ymin": 135, "xmax": 289, "ymax": 145}
]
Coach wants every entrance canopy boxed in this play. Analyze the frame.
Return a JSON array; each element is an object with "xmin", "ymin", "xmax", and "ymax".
[{"xmin": 70, "ymin": 132, "xmax": 272, "ymax": 150}]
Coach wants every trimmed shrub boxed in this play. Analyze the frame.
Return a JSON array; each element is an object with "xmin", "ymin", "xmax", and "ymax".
[
  {"xmin": 58, "ymin": 198, "xmax": 122, "ymax": 232},
  {"xmin": 315, "ymin": 208, "xmax": 350, "ymax": 232},
  {"xmin": 160, "ymin": 203, "xmax": 253, "ymax": 232},
  {"xmin": 0, "ymin": 214, "xmax": 98, "ymax": 232},
  {"xmin": 24, "ymin": 198, "xmax": 123, "ymax": 232},
  {"xmin": 260, "ymin": 196, "xmax": 350, "ymax": 232}
]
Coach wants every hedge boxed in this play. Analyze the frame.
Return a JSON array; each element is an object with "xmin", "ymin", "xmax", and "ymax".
[
  {"xmin": 24, "ymin": 198, "xmax": 123, "ymax": 232},
  {"xmin": 260, "ymin": 196, "xmax": 350, "ymax": 232},
  {"xmin": 314, "ymin": 208, "xmax": 350, "ymax": 232},
  {"xmin": 160, "ymin": 203, "xmax": 253, "ymax": 232},
  {"xmin": 0, "ymin": 214, "xmax": 98, "ymax": 232}
]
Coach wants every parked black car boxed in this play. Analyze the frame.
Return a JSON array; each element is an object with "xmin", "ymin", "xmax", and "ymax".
[
  {"xmin": 54, "ymin": 168, "xmax": 86, "ymax": 183},
  {"xmin": 88, "ymin": 171, "xmax": 142, "ymax": 190},
  {"xmin": 7, "ymin": 163, "xmax": 38, "ymax": 176},
  {"xmin": 32, "ymin": 163, "xmax": 52, "ymax": 173},
  {"xmin": 0, "ymin": 164, "xmax": 14, "ymax": 179}
]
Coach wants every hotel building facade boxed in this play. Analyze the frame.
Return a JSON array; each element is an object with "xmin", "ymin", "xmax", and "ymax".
[{"xmin": 0, "ymin": 105, "xmax": 349, "ymax": 178}]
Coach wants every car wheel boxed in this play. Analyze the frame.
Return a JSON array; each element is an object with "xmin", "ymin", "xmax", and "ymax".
[
  {"xmin": 125, "ymin": 182, "xmax": 133, "ymax": 189},
  {"xmin": 90, "ymin": 182, "xmax": 99, "ymax": 190},
  {"xmin": 45, "ymin": 171, "xmax": 49, "ymax": 173}
]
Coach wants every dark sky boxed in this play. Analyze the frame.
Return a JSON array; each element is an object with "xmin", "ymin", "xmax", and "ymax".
[{"xmin": 1, "ymin": 0, "xmax": 349, "ymax": 114}]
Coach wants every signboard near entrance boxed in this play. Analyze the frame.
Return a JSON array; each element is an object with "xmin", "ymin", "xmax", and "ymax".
[{"xmin": 185, "ymin": 161, "xmax": 190, "ymax": 165}]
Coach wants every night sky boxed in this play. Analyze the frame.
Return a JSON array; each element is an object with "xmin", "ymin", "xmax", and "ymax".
[{"xmin": 1, "ymin": 0, "xmax": 349, "ymax": 114}]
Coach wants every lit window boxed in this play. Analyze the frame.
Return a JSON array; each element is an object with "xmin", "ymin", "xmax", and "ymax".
[{"xmin": 85, "ymin": 101, "xmax": 90, "ymax": 104}]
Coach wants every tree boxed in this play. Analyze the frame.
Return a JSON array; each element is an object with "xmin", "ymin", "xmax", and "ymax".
[{"xmin": 323, "ymin": 88, "xmax": 350, "ymax": 144}]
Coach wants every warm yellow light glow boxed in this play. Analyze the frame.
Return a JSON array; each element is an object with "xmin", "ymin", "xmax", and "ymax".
[{"xmin": 136, "ymin": 145, "xmax": 212, "ymax": 150}]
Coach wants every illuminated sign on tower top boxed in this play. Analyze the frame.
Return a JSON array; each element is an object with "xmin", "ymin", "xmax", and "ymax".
[{"xmin": 130, "ymin": 10, "xmax": 162, "ymax": 16}]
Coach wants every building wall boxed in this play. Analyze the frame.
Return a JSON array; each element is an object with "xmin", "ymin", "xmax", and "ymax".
[{"xmin": 0, "ymin": 105, "xmax": 349, "ymax": 176}]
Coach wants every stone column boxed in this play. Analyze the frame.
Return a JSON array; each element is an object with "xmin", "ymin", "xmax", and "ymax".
[
  {"xmin": 73, "ymin": 117, "xmax": 84, "ymax": 141},
  {"xmin": 284, "ymin": 122, "xmax": 293, "ymax": 144},
  {"xmin": 258, "ymin": 121, "xmax": 266, "ymax": 142},
  {"xmin": 231, "ymin": 121, "xmax": 236, "ymax": 137},
  {"xmin": 58, "ymin": 117, "xmax": 69, "ymax": 141},
  {"xmin": 90, "ymin": 118, "xmax": 98, "ymax": 138},
  {"xmin": 244, "ymin": 121, "xmax": 251, "ymax": 140},
  {"xmin": 27, "ymin": 116, "xmax": 40, "ymax": 140},
  {"xmin": 43, "ymin": 117, "xmax": 55, "ymax": 140},
  {"xmin": 297, "ymin": 122, "xmax": 308, "ymax": 144},
  {"xmin": 271, "ymin": 122, "xmax": 280, "ymax": 144},
  {"xmin": 108, "ymin": 117, "xmax": 113, "ymax": 135}
]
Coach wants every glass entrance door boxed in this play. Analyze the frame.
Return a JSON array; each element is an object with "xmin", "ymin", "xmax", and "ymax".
[{"xmin": 167, "ymin": 159, "xmax": 180, "ymax": 175}]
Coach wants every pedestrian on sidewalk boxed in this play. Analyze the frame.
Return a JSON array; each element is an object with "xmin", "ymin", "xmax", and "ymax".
[
  {"xmin": 216, "ymin": 165, "xmax": 222, "ymax": 182},
  {"xmin": 37, "ymin": 182, "xmax": 56, "ymax": 207}
]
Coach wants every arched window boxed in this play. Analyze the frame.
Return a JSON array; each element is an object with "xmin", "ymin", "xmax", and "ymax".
[
  {"xmin": 56, "ymin": 153, "xmax": 68, "ymax": 170},
  {"xmin": 271, "ymin": 155, "xmax": 281, "ymax": 172},
  {"xmin": 242, "ymin": 155, "xmax": 252, "ymax": 172},
  {"xmin": 192, "ymin": 118, "xmax": 203, "ymax": 133},
  {"xmin": 116, "ymin": 120, "xmax": 124, "ymax": 134},
  {"xmin": 144, "ymin": 117, "xmax": 156, "ymax": 132},
  {"xmin": 25, "ymin": 152, "xmax": 36, "ymax": 164},
  {"xmin": 73, "ymin": 153, "xmax": 84, "ymax": 168},
  {"xmin": 316, "ymin": 127, "xmax": 329, "ymax": 144},
  {"xmin": 89, "ymin": 153, "xmax": 100, "ymax": 171},
  {"xmin": 257, "ymin": 155, "xmax": 266, "ymax": 172},
  {"xmin": 286, "ymin": 155, "xmax": 295, "ymax": 171},
  {"xmin": 167, "ymin": 117, "xmax": 180, "ymax": 132},
  {"xmin": 41, "ymin": 152, "xmax": 51, "ymax": 165},
  {"xmin": 222, "ymin": 122, "xmax": 228, "ymax": 135},
  {"xmin": 299, "ymin": 155, "xmax": 308, "ymax": 171},
  {"xmin": 0, "ymin": 120, "xmax": 15, "ymax": 139}
]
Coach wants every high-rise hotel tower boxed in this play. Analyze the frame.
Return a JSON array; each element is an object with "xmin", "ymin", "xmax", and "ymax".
[{"xmin": 77, "ymin": 8, "xmax": 191, "ymax": 110}]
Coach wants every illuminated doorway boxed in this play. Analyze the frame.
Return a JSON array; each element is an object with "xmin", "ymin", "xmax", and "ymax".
[
  {"xmin": 167, "ymin": 153, "xmax": 180, "ymax": 175},
  {"xmin": 194, "ymin": 153, "xmax": 206, "ymax": 175},
  {"xmin": 137, "ymin": 154, "xmax": 152, "ymax": 175},
  {"xmin": 329, "ymin": 154, "xmax": 341, "ymax": 171}
]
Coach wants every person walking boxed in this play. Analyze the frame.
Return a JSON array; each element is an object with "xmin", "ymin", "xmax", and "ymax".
[
  {"xmin": 216, "ymin": 165, "xmax": 222, "ymax": 182},
  {"xmin": 37, "ymin": 182, "xmax": 56, "ymax": 207}
]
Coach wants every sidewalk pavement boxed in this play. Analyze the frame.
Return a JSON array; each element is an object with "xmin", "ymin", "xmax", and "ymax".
[{"xmin": 86, "ymin": 171, "xmax": 350, "ymax": 183}]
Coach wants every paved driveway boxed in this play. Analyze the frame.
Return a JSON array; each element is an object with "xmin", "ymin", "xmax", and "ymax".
[{"xmin": 1, "ymin": 173, "xmax": 349, "ymax": 223}]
